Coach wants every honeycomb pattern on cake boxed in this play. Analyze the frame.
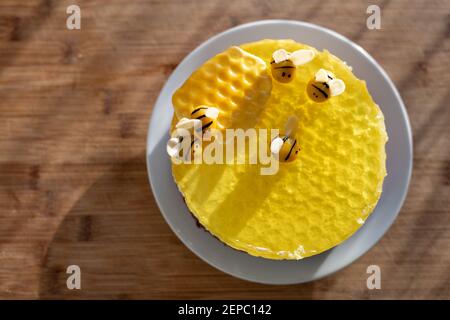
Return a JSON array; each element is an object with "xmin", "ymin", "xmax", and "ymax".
[
  {"xmin": 171, "ymin": 39, "xmax": 388, "ymax": 260},
  {"xmin": 172, "ymin": 46, "xmax": 272, "ymax": 130}
]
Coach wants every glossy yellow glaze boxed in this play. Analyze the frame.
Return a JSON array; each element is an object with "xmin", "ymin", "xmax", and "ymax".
[{"xmin": 171, "ymin": 39, "xmax": 388, "ymax": 260}]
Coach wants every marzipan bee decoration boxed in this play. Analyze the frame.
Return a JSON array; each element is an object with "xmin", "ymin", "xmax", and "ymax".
[
  {"xmin": 270, "ymin": 115, "xmax": 302, "ymax": 163},
  {"xmin": 167, "ymin": 118, "xmax": 202, "ymax": 161},
  {"xmin": 270, "ymin": 48, "xmax": 316, "ymax": 83},
  {"xmin": 190, "ymin": 105, "xmax": 220, "ymax": 132},
  {"xmin": 166, "ymin": 106, "xmax": 220, "ymax": 161},
  {"xmin": 307, "ymin": 69, "xmax": 346, "ymax": 102}
]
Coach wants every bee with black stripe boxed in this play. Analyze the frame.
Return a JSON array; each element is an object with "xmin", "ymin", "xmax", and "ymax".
[
  {"xmin": 271, "ymin": 115, "xmax": 302, "ymax": 163},
  {"xmin": 166, "ymin": 106, "xmax": 220, "ymax": 161},
  {"xmin": 270, "ymin": 48, "xmax": 315, "ymax": 83},
  {"xmin": 307, "ymin": 69, "xmax": 346, "ymax": 102},
  {"xmin": 190, "ymin": 105, "xmax": 219, "ymax": 132}
]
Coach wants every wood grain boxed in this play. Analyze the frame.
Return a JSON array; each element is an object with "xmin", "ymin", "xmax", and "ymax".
[{"xmin": 0, "ymin": 0, "xmax": 449, "ymax": 299}]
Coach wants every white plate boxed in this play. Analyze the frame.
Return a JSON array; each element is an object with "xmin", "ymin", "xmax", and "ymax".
[{"xmin": 146, "ymin": 20, "xmax": 412, "ymax": 284}]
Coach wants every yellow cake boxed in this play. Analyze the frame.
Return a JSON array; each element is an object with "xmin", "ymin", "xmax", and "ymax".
[{"xmin": 169, "ymin": 39, "xmax": 387, "ymax": 260}]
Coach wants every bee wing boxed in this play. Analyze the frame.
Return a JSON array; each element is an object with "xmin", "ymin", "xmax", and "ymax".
[
  {"xmin": 328, "ymin": 79, "xmax": 346, "ymax": 96},
  {"xmin": 290, "ymin": 49, "xmax": 315, "ymax": 66},
  {"xmin": 270, "ymin": 137, "xmax": 284, "ymax": 156},
  {"xmin": 315, "ymin": 68, "xmax": 331, "ymax": 82},
  {"xmin": 204, "ymin": 106, "xmax": 219, "ymax": 120},
  {"xmin": 284, "ymin": 115, "xmax": 299, "ymax": 137},
  {"xmin": 175, "ymin": 117, "xmax": 196, "ymax": 129},
  {"xmin": 272, "ymin": 49, "xmax": 291, "ymax": 63},
  {"xmin": 175, "ymin": 117, "xmax": 202, "ymax": 137},
  {"xmin": 167, "ymin": 137, "xmax": 182, "ymax": 158}
]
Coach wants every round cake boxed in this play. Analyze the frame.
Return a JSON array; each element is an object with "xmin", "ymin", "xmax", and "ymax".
[{"xmin": 168, "ymin": 39, "xmax": 387, "ymax": 260}]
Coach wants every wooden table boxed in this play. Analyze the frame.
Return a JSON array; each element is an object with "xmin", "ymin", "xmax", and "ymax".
[{"xmin": 0, "ymin": 0, "xmax": 448, "ymax": 299}]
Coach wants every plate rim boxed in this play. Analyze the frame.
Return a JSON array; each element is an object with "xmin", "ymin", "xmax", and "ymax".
[{"xmin": 146, "ymin": 19, "xmax": 413, "ymax": 284}]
